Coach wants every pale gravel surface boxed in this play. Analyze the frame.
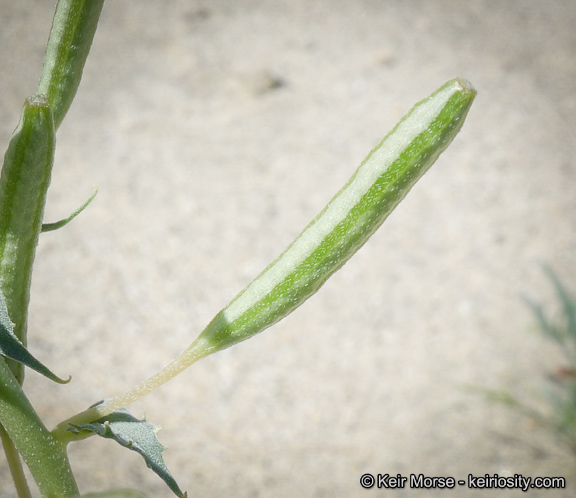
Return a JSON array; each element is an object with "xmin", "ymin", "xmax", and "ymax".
[{"xmin": 1, "ymin": 1, "xmax": 576, "ymax": 497}]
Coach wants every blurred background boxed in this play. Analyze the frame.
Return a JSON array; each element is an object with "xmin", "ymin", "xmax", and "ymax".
[{"xmin": 1, "ymin": 1, "xmax": 575, "ymax": 496}]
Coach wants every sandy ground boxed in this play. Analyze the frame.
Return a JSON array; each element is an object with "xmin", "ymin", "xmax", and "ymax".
[{"xmin": 1, "ymin": 1, "xmax": 576, "ymax": 497}]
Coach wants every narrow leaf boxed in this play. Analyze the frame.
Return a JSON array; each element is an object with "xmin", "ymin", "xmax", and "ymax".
[
  {"xmin": 543, "ymin": 265, "xmax": 576, "ymax": 344},
  {"xmin": 42, "ymin": 186, "xmax": 97, "ymax": 232},
  {"xmin": 69, "ymin": 409, "xmax": 186, "ymax": 498},
  {"xmin": 522, "ymin": 296, "xmax": 563, "ymax": 345},
  {"xmin": 0, "ymin": 289, "xmax": 69, "ymax": 384}
]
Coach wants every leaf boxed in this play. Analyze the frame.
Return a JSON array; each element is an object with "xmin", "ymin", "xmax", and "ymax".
[
  {"xmin": 69, "ymin": 409, "xmax": 186, "ymax": 498},
  {"xmin": 543, "ymin": 265, "xmax": 576, "ymax": 345},
  {"xmin": 0, "ymin": 289, "xmax": 69, "ymax": 384},
  {"xmin": 523, "ymin": 266, "xmax": 576, "ymax": 365},
  {"xmin": 42, "ymin": 186, "xmax": 98, "ymax": 232}
]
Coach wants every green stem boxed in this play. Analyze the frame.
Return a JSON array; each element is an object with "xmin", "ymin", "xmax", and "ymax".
[
  {"xmin": 0, "ymin": 424, "xmax": 32, "ymax": 498},
  {"xmin": 37, "ymin": 0, "xmax": 104, "ymax": 129},
  {"xmin": 0, "ymin": 1, "xmax": 103, "ymax": 494},
  {"xmin": 0, "ymin": 359, "xmax": 78, "ymax": 497}
]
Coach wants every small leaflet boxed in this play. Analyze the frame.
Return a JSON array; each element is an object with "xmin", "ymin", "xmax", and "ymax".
[
  {"xmin": 41, "ymin": 186, "xmax": 97, "ymax": 232},
  {"xmin": 69, "ymin": 409, "xmax": 186, "ymax": 498},
  {"xmin": 0, "ymin": 289, "xmax": 69, "ymax": 383}
]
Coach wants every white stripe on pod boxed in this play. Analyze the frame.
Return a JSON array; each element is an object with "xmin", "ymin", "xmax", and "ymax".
[{"xmin": 224, "ymin": 80, "xmax": 463, "ymax": 324}]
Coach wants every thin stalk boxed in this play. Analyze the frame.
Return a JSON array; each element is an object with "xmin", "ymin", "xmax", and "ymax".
[
  {"xmin": 52, "ymin": 340, "xmax": 211, "ymax": 443},
  {"xmin": 0, "ymin": 424, "xmax": 32, "ymax": 498}
]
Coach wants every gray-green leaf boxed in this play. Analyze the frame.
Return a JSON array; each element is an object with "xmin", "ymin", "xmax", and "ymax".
[
  {"xmin": 69, "ymin": 409, "xmax": 186, "ymax": 498},
  {"xmin": 0, "ymin": 289, "xmax": 69, "ymax": 384}
]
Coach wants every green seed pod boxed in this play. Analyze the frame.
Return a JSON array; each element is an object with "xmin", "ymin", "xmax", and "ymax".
[
  {"xmin": 192, "ymin": 77, "xmax": 476, "ymax": 357},
  {"xmin": 0, "ymin": 95, "xmax": 56, "ymax": 382},
  {"xmin": 59, "ymin": 78, "xmax": 477, "ymax": 425}
]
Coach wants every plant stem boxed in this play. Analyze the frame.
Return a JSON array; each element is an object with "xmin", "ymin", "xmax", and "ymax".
[
  {"xmin": 0, "ymin": 424, "xmax": 32, "ymax": 498},
  {"xmin": 0, "ymin": 359, "xmax": 78, "ymax": 496},
  {"xmin": 37, "ymin": 0, "xmax": 104, "ymax": 129},
  {"xmin": 0, "ymin": 1, "xmax": 103, "ymax": 495}
]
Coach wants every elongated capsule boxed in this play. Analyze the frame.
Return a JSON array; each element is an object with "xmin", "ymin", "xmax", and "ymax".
[
  {"xmin": 60, "ymin": 78, "xmax": 476, "ymax": 424},
  {"xmin": 192, "ymin": 78, "xmax": 476, "ymax": 357},
  {"xmin": 0, "ymin": 96, "xmax": 56, "ymax": 383}
]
